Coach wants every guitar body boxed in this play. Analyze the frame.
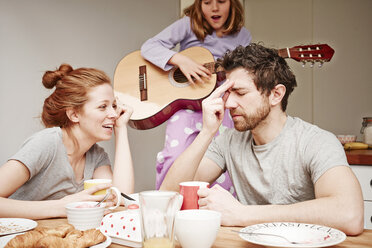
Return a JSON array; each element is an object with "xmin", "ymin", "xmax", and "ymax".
[{"xmin": 114, "ymin": 47, "xmax": 217, "ymax": 130}]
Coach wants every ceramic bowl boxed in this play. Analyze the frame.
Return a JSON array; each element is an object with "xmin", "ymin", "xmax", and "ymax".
[
  {"xmin": 337, "ymin": 135, "xmax": 357, "ymax": 145},
  {"xmin": 65, "ymin": 201, "xmax": 105, "ymax": 231},
  {"xmin": 175, "ymin": 209, "xmax": 221, "ymax": 248}
]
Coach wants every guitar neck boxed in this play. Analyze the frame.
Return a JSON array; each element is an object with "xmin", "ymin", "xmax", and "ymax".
[
  {"xmin": 203, "ymin": 62, "xmax": 218, "ymax": 73},
  {"xmin": 202, "ymin": 43, "xmax": 334, "ymax": 82},
  {"xmin": 278, "ymin": 48, "xmax": 291, "ymax": 58},
  {"xmin": 206, "ymin": 48, "xmax": 292, "ymax": 74}
]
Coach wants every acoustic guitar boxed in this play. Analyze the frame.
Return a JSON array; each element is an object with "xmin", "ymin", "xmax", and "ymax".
[{"xmin": 114, "ymin": 44, "xmax": 334, "ymax": 130}]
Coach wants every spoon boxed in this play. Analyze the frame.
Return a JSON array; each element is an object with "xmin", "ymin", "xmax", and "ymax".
[
  {"xmin": 95, "ymin": 193, "xmax": 110, "ymax": 207},
  {"xmin": 231, "ymin": 230, "xmax": 305, "ymax": 245}
]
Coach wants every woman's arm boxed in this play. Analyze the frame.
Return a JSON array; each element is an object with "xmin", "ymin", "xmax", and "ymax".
[
  {"xmin": 0, "ymin": 160, "xmax": 110, "ymax": 219},
  {"xmin": 111, "ymin": 103, "xmax": 134, "ymax": 194}
]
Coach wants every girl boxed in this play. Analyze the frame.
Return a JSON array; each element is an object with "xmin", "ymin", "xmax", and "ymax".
[
  {"xmin": 0, "ymin": 64, "xmax": 134, "ymax": 219},
  {"xmin": 141, "ymin": 0, "xmax": 251, "ymax": 191}
]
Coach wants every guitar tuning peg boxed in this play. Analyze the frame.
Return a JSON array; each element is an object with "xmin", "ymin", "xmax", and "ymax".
[
  {"xmin": 302, "ymin": 61, "xmax": 306, "ymax": 67},
  {"xmin": 318, "ymin": 62, "xmax": 324, "ymax": 68},
  {"xmin": 310, "ymin": 61, "xmax": 314, "ymax": 68}
]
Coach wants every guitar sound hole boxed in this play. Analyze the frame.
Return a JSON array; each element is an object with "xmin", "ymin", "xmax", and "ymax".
[{"xmin": 173, "ymin": 68, "xmax": 189, "ymax": 83}]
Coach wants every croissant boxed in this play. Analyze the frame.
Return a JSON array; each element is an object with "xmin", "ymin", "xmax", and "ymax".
[
  {"xmin": 4, "ymin": 230, "xmax": 44, "ymax": 248},
  {"xmin": 65, "ymin": 229, "xmax": 83, "ymax": 240},
  {"xmin": 76, "ymin": 229, "xmax": 107, "ymax": 247},
  {"xmin": 35, "ymin": 224, "xmax": 74, "ymax": 238},
  {"xmin": 4, "ymin": 225, "xmax": 106, "ymax": 248},
  {"xmin": 35, "ymin": 235, "xmax": 74, "ymax": 248}
]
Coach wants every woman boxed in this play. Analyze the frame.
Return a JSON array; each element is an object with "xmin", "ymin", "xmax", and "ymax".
[
  {"xmin": 0, "ymin": 64, "xmax": 134, "ymax": 219},
  {"xmin": 141, "ymin": 0, "xmax": 251, "ymax": 191}
]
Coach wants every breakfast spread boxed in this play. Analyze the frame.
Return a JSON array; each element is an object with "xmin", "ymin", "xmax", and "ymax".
[{"xmin": 4, "ymin": 223, "xmax": 106, "ymax": 248}]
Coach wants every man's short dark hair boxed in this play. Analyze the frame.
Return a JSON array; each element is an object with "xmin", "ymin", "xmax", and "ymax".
[{"xmin": 217, "ymin": 43, "xmax": 297, "ymax": 111}]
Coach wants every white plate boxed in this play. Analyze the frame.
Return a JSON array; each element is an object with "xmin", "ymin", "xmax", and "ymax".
[
  {"xmin": 0, "ymin": 218, "xmax": 37, "ymax": 236},
  {"xmin": 0, "ymin": 232, "xmax": 25, "ymax": 247},
  {"xmin": 238, "ymin": 222, "xmax": 346, "ymax": 248},
  {"xmin": 0, "ymin": 232, "xmax": 111, "ymax": 248}
]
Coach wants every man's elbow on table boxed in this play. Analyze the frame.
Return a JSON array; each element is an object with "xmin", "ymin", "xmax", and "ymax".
[{"xmin": 339, "ymin": 205, "xmax": 364, "ymax": 236}]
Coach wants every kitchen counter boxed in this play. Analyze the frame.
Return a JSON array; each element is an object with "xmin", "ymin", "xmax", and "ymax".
[{"xmin": 346, "ymin": 149, "xmax": 372, "ymax": 165}]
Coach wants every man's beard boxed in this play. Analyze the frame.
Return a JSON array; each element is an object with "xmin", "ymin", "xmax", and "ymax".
[{"xmin": 232, "ymin": 98, "xmax": 270, "ymax": 132}]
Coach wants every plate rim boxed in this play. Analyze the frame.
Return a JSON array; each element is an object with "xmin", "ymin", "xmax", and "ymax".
[
  {"xmin": 238, "ymin": 222, "xmax": 346, "ymax": 248},
  {"xmin": 0, "ymin": 218, "xmax": 38, "ymax": 236}
]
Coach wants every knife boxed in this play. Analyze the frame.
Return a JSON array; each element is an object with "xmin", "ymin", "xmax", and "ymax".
[{"xmin": 121, "ymin": 192, "xmax": 135, "ymax": 201}]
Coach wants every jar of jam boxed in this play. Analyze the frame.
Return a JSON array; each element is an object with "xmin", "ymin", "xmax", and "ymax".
[{"xmin": 360, "ymin": 117, "xmax": 372, "ymax": 145}]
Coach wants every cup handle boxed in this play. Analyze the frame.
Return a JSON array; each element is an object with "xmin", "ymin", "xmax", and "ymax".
[
  {"xmin": 108, "ymin": 186, "xmax": 121, "ymax": 210},
  {"xmin": 177, "ymin": 194, "xmax": 184, "ymax": 211}
]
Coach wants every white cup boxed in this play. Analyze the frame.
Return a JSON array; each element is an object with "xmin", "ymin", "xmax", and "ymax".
[{"xmin": 175, "ymin": 209, "xmax": 221, "ymax": 248}]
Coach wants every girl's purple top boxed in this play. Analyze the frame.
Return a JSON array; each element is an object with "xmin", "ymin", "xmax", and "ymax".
[
  {"xmin": 140, "ymin": 16, "xmax": 252, "ymax": 191},
  {"xmin": 141, "ymin": 16, "xmax": 252, "ymax": 70}
]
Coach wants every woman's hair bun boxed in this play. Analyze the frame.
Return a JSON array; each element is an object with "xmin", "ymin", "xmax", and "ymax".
[{"xmin": 42, "ymin": 64, "xmax": 73, "ymax": 89}]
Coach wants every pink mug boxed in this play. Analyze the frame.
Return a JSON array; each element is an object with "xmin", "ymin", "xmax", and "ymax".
[{"xmin": 179, "ymin": 181, "xmax": 209, "ymax": 210}]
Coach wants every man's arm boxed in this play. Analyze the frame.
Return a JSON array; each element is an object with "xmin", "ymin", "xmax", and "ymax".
[
  {"xmin": 159, "ymin": 130, "xmax": 223, "ymax": 191},
  {"xmin": 198, "ymin": 165, "xmax": 364, "ymax": 235},
  {"xmin": 160, "ymin": 80, "xmax": 234, "ymax": 191}
]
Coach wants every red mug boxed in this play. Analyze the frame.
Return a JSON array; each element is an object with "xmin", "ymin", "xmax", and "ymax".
[{"xmin": 179, "ymin": 181, "xmax": 209, "ymax": 210}]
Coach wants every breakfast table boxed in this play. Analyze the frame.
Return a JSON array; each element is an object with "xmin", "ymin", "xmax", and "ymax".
[{"xmin": 35, "ymin": 217, "xmax": 372, "ymax": 248}]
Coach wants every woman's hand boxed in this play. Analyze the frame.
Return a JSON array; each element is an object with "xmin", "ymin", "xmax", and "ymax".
[
  {"xmin": 114, "ymin": 99, "xmax": 133, "ymax": 129},
  {"xmin": 169, "ymin": 53, "xmax": 211, "ymax": 84},
  {"xmin": 60, "ymin": 183, "xmax": 116, "ymax": 213}
]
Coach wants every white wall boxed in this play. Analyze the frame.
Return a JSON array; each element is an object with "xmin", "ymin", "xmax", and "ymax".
[
  {"xmin": 245, "ymin": 0, "xmax": 372, "ymax": 139},
  {"xmin": 1, "ymin": 0, "xmax": 371, "ymax": 192},
  {"xmin": 0, "ymin": 0, "xmax": 178, "ymax": 192}
]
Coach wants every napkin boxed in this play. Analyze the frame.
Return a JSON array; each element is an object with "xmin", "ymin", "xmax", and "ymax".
[{"xmin": 99, "ymin": 207, "xmax": 142, "ymax": 248}]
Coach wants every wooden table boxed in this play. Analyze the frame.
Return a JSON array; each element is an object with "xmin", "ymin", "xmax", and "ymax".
[{"xmin": 36, "ymin": 218, "xmax": 372, "ymax": 248}]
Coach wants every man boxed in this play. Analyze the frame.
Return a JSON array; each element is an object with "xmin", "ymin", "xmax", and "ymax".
[{"xmin": 160, "ymin": 43, "xmax": 364, "ymax": 235}]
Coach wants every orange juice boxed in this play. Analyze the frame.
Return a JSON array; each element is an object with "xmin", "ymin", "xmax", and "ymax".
[{"xmin": 143, "ymin": 237, "xmax": 173, "ymax": 248}]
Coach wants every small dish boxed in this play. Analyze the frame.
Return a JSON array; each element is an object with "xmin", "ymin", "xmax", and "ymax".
[
  {"xmin": 337, "ymin": 135, "xmax": 357, "ymax": 145},
  {"xmin": 65, "ymin": 201, "xmax": 106, "ymax": 231}
]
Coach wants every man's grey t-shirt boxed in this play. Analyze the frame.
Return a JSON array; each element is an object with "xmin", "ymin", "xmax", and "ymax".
[
  {"xmin": 205, "ymin": 116, "xmax": 348, "ymax": 205},
  {"xmin": 8, "ymin": 127, "xmax": 110, "ymax": 200}
]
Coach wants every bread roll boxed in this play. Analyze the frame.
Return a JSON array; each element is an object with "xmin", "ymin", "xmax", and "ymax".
[
  {"xmin": 4, "ymin": 230, "xmax": 44, "ymax": 248},
  {"xmin": 4, "ymin": 225, "xmax": 106, "ymax": 248}
]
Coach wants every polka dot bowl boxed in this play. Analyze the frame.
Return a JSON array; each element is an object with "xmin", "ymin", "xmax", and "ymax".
[{"xmin": 337, "ymin": 135, "xmax": 357, "ymax": 145}]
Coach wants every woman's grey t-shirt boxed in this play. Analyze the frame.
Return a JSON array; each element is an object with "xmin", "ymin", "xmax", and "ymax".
[
  {"xmin": 205, "ymin": 116, "xmax": 348, "ymax": 205},
  {"xmin": 8, "ymin": 127, "xmax": 110, "ymax": 200}
]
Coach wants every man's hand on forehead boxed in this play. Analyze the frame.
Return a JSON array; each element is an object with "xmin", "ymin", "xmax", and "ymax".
[{"xmin": 210, "ymin": 79, "xmax": 234, "ymax": 100}]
